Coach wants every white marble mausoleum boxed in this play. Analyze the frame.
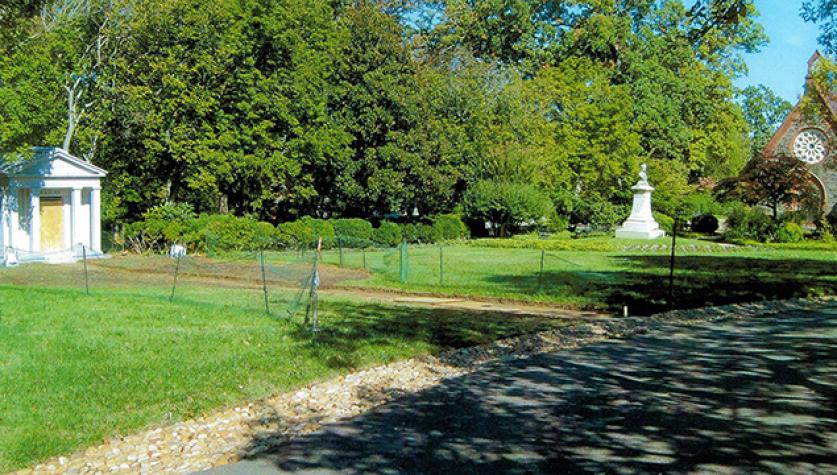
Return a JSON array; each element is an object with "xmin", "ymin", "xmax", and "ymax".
[{"xmin": 1, "ymin": 147, "xmax": 106, "ymax": 265}]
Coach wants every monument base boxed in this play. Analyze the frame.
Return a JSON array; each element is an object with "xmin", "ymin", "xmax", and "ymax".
[
  {"xmin": 615, "ymin": 219, "xmax": 665, "ymax": 240},
  {"xmin": 615, "ymin": 228, "xmax": 665, "ymax": 239}
]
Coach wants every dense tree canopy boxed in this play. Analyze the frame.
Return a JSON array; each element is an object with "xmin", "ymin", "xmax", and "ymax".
[
  {"xmin": 802, "ymin": 0, "xmax": 837, "ymax": 55},
  {"xmin": 737, "ymin": 85, "xmax": 793, "ymax": 159},
  {"xmin": 0, "ymin": 0, "xmax": 782, "ymax": 229},
  {"xmin": 716, "ymin": 155, "xmax": 820, "ymax": 220}
]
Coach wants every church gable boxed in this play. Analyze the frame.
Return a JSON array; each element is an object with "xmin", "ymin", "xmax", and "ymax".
[{"xmin": 761, "ymin": 52, "xmax": 836, "ymax": 219}]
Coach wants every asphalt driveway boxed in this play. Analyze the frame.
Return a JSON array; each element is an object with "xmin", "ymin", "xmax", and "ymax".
[{"xmin": 204, "ymin": 301, "xmax": 837, "ymax": 474}]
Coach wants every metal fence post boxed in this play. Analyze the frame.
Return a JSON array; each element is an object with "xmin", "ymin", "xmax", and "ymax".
[
  {"xmin": 260, "ymin": 250, "xmax": 270, "ymax": 315},
  {"xmin": 311, "ymin": 237, "xmax": 322, "ymax": 332},
  {"xmin": 538, "ymin": 249, "xmax": 545, "ymax": 292},
  {"xmin": 362, "ymin": 248, "xmax": 367, "ymax": 270},
  {"xmin": 668, "ymin": 218, "xmax": 678, "ymax": 305},
  {"xmin": 439, "ymin": 245, "xmax": 444, "ymax": 286},
  {"xmin": 399, "ymin": 241, "xmax": 408, "ymax": 283},
  {"xmin": 169, "ymin": 253, "xmax": 181, "ymax": 302}
]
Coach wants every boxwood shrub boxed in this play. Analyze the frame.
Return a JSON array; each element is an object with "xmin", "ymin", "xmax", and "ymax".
[
  {"xmin": 432, "ymin": 214, "xmax": 469, "ymax": 241},
  {"xmin": 373, "ymin": 221, "xmax": 403, "ymax": 246},
  {"xmin": 331, "ymin": 218, "xmax": 374, "ymax": 247}
]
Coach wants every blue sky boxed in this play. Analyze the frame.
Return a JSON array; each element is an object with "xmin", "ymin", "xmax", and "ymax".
[{"xmin": 735, "ymin": 1, "xmax": 822, "ymax": 103}]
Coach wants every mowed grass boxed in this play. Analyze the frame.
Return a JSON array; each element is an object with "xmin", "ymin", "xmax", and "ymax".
[
  {"xmin": 314, "ymin": 240, "xmax": 837, "ymax": 313},
  {"xmin": 3, "ymin": 240, "xmax": 833, "ymax": 470},
  {"xmin": 0, "ymin": 277, "xmax": 563, "ymax": 472}
]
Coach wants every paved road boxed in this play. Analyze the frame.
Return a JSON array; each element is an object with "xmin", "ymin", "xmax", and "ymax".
[{"xmin": 204, "ymin": 302, "xmax": 837, "ymax": 474}]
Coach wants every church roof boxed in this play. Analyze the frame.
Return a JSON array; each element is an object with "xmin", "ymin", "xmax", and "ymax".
[{"xmin": 762, "ymin": 51, "xmax": 836, "ymax": 157}]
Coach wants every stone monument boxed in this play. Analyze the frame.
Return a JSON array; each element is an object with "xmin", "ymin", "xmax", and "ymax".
[{"xmin": 615, "ymin": 163, "xmax": 665, "ymax": 239}]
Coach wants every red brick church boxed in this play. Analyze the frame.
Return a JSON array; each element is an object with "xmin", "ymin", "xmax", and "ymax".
[{"xmin": 762, "ymin": 51, "xmax": 836, "ymax": 220}]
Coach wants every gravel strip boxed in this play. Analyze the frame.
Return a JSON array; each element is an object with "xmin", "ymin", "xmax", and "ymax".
[{"xmin": 14, "ymin": 297, "xmax": 832, "ymax": 475}]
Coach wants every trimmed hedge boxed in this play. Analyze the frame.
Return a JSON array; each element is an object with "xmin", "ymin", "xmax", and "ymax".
[
  {"xmin": 190, "ymin": 214, "xmax": 280, "ymax": 252},
  {"xmin": 431, "ymin": 214, "xmax": 469, "ymax": 241},
  {"xmin": 331, "ymin": 218, "xmax": 373, "ymax": 240},
  {"xmin": 467, "ymin": 236, "xmax": 621, "ymax": 252},
  {"xmin": 124, "ymin": 204, "xmax": 281, "ymax": 254},
  {"xmin": 373, "ymin": 221, "xmax": 403, "ymax": 247},
  {"xmin": 277, "ymin": 217, "xmax": 334, "ymax": 249},
  {"xmin": 401, "ymin": 223, "xmax": 435, "ymax": 244}
]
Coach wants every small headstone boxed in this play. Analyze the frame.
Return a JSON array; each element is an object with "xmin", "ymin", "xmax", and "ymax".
[{"xmin": 4, "ymin": 249, "xmax": 18, "ymax": 267}]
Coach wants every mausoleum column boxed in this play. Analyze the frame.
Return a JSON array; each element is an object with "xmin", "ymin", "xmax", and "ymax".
[
  {"xmin": 0, "ymin": 190, "xmax": 5, "ymax": 252},
  {"xmin": 71, "ymin": 187, "xmax": 82, "ymax": 248},
  {"xmin": 7, "ymin": 189, "xmax": 16, "ymax": 251},
  {"xmin": 30, "ymin": 188, "xmax": 40, "ymax": 252},
  {"xmin": 90, "ymin": 188, "xmax": 101, "ymax": 252}
]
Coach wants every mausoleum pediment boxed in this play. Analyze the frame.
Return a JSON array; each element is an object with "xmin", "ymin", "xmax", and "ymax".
[{"xmin": 0, "ymin": 147, "xmax": 107, "ymax": 179}]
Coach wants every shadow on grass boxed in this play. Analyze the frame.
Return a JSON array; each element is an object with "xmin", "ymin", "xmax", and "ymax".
[
  {"xmin": 287, "ymin": 300, "xmax": 567, "ymax": 370},
  {"xmin": 215, "ymin": 302, "xmax": 837, "ymax": 474},
  {"xmin": 485, "ymin": 255, "xmax": 837, "ymax": 315}
]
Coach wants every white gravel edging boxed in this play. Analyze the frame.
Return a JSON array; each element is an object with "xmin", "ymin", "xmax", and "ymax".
[{"xmin": 14, "ymin": 297, "xmax": 832, "ymax": 475}]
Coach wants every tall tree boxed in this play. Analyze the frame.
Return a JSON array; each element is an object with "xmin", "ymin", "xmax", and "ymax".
[
  {"xmin": 737, "ymin": 85, "xmax": 793, "ymax": 158},
  {"xmin": 92, "ymin": 0, "xmax": 347, "ymax": 221},
  {"xmin": 802, "ymin": 0, "xmax": 837, "ymax": 55},
  {"xmin": 326, "ymin": 3, "xmax": 419, "ymax": 218}
]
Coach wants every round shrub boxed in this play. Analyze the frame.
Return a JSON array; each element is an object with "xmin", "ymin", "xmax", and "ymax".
[
  {"xmin": 653, "ymin": 212, "xmax": 674, "ymax": 234},
  {"xmin": 691, "ymin": 214, "xmax": 719, "ymax": 234},
  {"xmin": 401, "ymin": 223, "xmax": 419, "ymax": 244},
  {"xmin": 144, "ymin": 202, "xmax": 197, "ymax": 223},
  {"xmin": 574, "ymin": 197, "xmax": 628, "ymax": 230},
  {"xmin": 463, "ymin": 180, "xmax": 552, "ymax": 237},
  {"xmin": 331, "ymin": 218, "xmax": 374, "ymax": 247},
  {"xmin": 432, "ymin": 214, "xmax": 469, "ymax": 241},
  {"xmin": 277, "ymin": 220, "xmax": 312, "ymax": 248},
  {"xmin": 775, "ymin": 222, "xmax": 804, "ymax": 243},
  {"xmin": 401, "ymin": 223, "xmax": 438, "ymax": 244},
  {"xmin": 188, "ymin": 214, "xmax": 280, "ymax": 252},
  {"xmin": 123, "ymin": 203, "xmax": 197, "ymax": 253},
  {"xmin": 724, "ymin": 206, "xmax": 776, "ymax": 242},
  {"xmin": 277, "ymin": 217, "xmax": 334, "ymax": 249},
  {"xmin": 305, "ymin": 217, "xmax": 336, "ymax": 248},
  {"xmin": 416, "ymin": 224, "xmax": 436, "ymax": 243},
  {"xmin": 372, "ymin": 221, "xmax": 403, "ymax": 247}
]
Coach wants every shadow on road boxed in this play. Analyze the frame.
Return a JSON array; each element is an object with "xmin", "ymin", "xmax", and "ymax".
[{"xmin": 218, "ymin": 302, "xmax": 837, "ymax": 474}]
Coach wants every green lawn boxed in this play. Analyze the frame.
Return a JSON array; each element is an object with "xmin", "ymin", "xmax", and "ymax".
[
  {"xmin": 313, "ymin": 238, "xmax": 837, "ymax": 313},
  {"xmin": 2, "ymin": 238, "xmax": 835, "ymax": 471},
  {"xmin": 0, "ymin": 280, "xmax": 562, "ymax": 472}
]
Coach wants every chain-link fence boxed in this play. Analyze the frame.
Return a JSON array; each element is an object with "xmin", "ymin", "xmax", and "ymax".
[
  {"xmin": 0, "ymin": 243, "xmax": 329, "ymax": 330},
  {"xmin": 2, "ymin": 236, "xmax": 831, "ymax": 316}
]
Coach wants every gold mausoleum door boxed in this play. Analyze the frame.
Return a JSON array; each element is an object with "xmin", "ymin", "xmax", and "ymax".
[{"xmin": 40, "ymin": 197, "xmax": 65, "ymax": 252}]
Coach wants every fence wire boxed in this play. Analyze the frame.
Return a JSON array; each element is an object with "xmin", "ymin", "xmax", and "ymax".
[{"xmin": 0, "ymin": 237, "xmax": 757, "ymax": 320}]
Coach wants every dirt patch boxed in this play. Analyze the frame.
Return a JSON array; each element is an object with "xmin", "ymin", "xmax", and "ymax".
[{"xmin": 0, "ymin": 255, "xmax": 603, "ymax": 319}]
